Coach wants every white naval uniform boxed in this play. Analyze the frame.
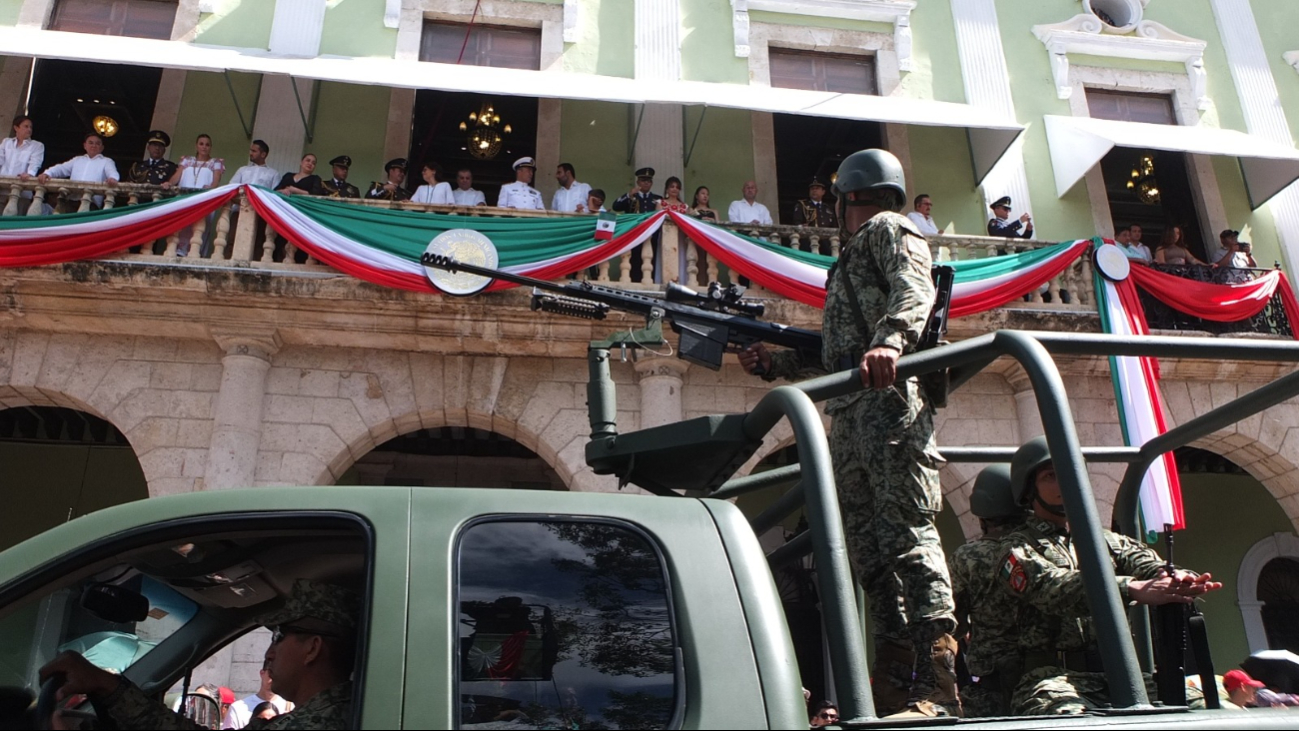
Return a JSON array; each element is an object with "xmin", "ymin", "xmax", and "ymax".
[{"xmin": 497, "ymin": 181, "xmax": 544, "ymax": 210}]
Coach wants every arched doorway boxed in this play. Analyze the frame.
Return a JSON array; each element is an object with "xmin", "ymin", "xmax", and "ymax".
[
  {"xmin": 0, "ymin": 406, "xmax": 148, "ymax": 552},
  {"xmin": 1258, "ymin": 557, "xmax": 1299, "ymax": 653},
  {"xmin": 336, "ymin": 426, "xmax": 564, "ymax": 490}
]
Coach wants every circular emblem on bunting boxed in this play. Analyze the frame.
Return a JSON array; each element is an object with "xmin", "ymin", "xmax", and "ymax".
[
  {"xmin": 423, "ymin": 229, "xmax": 498, "ymax": 296},
  {"xmin": 1094, "ymin": 243, "xmax": 1131, "ymax": 282}
]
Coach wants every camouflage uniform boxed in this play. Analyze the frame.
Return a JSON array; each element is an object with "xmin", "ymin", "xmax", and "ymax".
[
  {"xmin": 768, "ymin": 212, "xmax": 953, "ymax": 699},
  {"xmin": 949, "ymin": 520, "xmax": 1026, "ymax": 718},
  {"xmin": 982, "ymin": 516, "xmax": 1172, "ymax": 715},
  {"xmin": 100, "ymin": 680, "xmax": 352, "ymax": 730}
]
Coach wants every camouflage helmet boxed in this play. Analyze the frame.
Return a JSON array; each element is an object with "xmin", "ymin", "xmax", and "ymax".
[
  {"xmin": 969, "ymin": 463, "xmax": 1018, "ymax": 520},
  {"xmin": 1010, "ymin": 436, "xmax": 1053, "ymax": 506},
  {"xmin": 833, "ymin": 149, "xmax": 906, "ymax": 206}
]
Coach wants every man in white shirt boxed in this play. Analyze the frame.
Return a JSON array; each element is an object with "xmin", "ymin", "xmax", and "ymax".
[
  {"xmin": 453, "ymin": 168, "xmax": 486, "ymax": 206},
  {"xmin": 38, "ymin": 133, "xmax": 119, "ymax": 186},
  {"xmin": 552, "ymin": 162, "xmax": 592, "ymax": 213},
  {"xmin": 497, "ymin": 157, "xmax": 544, "ymax": 210},
  {"xmin": 220, "ymin": 660, "xmax": 293, "ymax": 729},
  {"xmin": 1121, "ymin": 223, "xmax": 1153, "ymax": 264},
  {"xmin": 907, "ymin": 194, "xmax": 940, "ymax": 236},
  {"xmin": 727, "ymin": 180, "xmax": 773, "ymax": 225},
  {"xmin": 227, "ymin": 140, "xmax": 279, "ymax": 189}
]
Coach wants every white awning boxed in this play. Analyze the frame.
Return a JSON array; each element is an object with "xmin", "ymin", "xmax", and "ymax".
[
  {"xmin": 1043, "ymin": 114, "xmax": 1299, "ymax": 209},
  {"xmin": 0, "ymin": 26, "xmax": 1022, "ymax": 184}
]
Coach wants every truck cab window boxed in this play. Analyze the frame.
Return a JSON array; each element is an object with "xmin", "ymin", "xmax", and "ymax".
[{"xmin": 457, "ymin": 520, "xmax": 679, "ymax": 729}]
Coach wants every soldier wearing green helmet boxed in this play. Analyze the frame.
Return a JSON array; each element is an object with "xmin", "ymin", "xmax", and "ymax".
[
  {"xmin": 969, "ymin": 437, "xmax": 1222, "ymax": 715},
  {"xmin": 739, "ymin": 149, "xmax": 957, "ymax": 717}
]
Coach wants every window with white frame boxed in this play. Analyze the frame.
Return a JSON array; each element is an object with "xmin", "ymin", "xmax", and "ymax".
[{"xmin": 768, "ymin": 49, "xmax": 878, "ymax": 96}]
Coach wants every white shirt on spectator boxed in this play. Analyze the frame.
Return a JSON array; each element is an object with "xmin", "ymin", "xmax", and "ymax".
[
  {"xmin": 0, "ymin": 138, "xmax": 44, "ymax": 177},
  {"xmin": 43, "ymin": 153, "xmax": 119, "ymax": 183},
  {"xmin": 1119, "ymin": 242, "xmax": 1153, "ymax": 262},
  {"xmin": 228, "ymin": 163, "xmax": 279, "ymax": 189},
  {"xmin": 498, "ymin": 181, "xmax": 545, "ymax": 210},
  {"xmin": 452, "ymin": 187, "xmax": 486, "ymax": 206},
  {"xmin": 907, "ymin": 211, "xmax": 940, "ymax": 237},
  {"xmin": 221, "ymin": 693, "xmax": 291, "ymax": 729},
  {"xmin": 412, "ymin": 182, "xmax": 454, "ymax": 205},
  {"xmin": 552, "ymin": 181, "xmax": 592, "ymax": 213},
  {"xmin": 728, "ymin": 199, "xmax": 773, "ymax": 225}
]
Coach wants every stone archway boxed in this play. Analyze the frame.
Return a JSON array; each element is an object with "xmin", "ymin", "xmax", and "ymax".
[
  {"xmin": 1237, "ymin": 533, "xmax": 1299, "ymax": 654},
  {"xmin": 336, "ymin": 425, "xmax": 565, "ymax": 490}
]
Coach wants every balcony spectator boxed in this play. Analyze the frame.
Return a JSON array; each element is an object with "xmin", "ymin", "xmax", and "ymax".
[
  {"xmin": 452, "ymin": 168, "xmax": 486, "ymax": 206},
  {"xmin": 1115, "ymin": 224, "xmax": 1152, "ymax": 264},
  {"xmin": 320, "ymin": 155, "xmax": 360, "ymax": 199},
  {"xmin": 0, "ymin": 115, "xmax": 44, "ymax": 181},
  {"xmin": 690, "ymin": 186, "xmax": 718, "ymax": 222},
  {"xmin": 986, "ymin": 196, "xmax": 1031, "ymax": 239},
  {"xmin": 127, "ymin": 130, "xmax": 178, "ymax": 186},
  {"xmin": 275, "ymin": 154, "xmax": 322, "ymax": 196},
  {"xmin": 1154, "ymin": 225, "xmax": 1210, "ymax": 266},
  {"xmin": 584, "ymin": 188, "xmax": 606, "ymax": 213},
  {"xmin": 728, "ymin": 180, "xmax": 772, "ymax": 225},
  {"xmin": 659, "ymin": 176, "xmax": 689, "ymax": 213},
  {"xmin": 551, "ymin": 162, "xmax": 590, "ymax": 212},
  {"xmin": 497, "ymin": 156, "xmax": 544, "ymax": 210},
  {"xmin": 1214, "ymin": 229, "xmax": 1256, "ymax": 268},
  {"xmin": 793, "ymin": 177, "xmax": 837, "ymax": 228},
  {"xmin": 366, "ymin": 158, "xmax": 411, "ymax": 202},
  {"xmin": 907, "ymin": 193, "xmax": 939, "ymax": 236},
  {"xmin": 227, "ymin": 140, "xmax": 278, "ymax": 190},
  {"xmin": 411, "ymin": 161, "xmax": 453, "ymax": 205},
  {"xmin": 39, "ymin": 132, "xmax": 119, "ymax": 211},
  {"xmin": 613, "ymin": 167, "xmax": 661, "ymax": 213},
  {"xmin": 164, "ymin": 133, "xmax": 223, "ymax": 191}
]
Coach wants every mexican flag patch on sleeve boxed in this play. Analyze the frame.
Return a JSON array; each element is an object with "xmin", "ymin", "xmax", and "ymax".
[
  {"xmin": 595, "ymin": 211, "xmax": 616, "ymax": 241},
  {"xmin": 1001, "ymin": 554, "xmax": 1027, "ymax": 593}
]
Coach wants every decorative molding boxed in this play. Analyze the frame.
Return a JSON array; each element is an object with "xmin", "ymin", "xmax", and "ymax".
[
  {"xmin": 1237, "ymin": 532, "xmax": 1299, "ymax": 653},
  {"xmin": 211, "ymin": 327, "xmax": 282, "ymax": 361},
  {"xmin": 563, "ymin": 0, "xmax": 579, "ymax": 43},
  {"xmin": 633, "ymin": 356, "xmax": 690, "ymax": 381},
  {"xmin": 1033, "ymin": 13, "xmax": 1208, "ymax": 108},
  {"xmin": 384, "ymin": 0, "xmax": 401, "ymax": 29},
  {"xmin": 268, "ymin": 0, "xmax": 327, "ymax": 58},
  {"xmin": 732, "ymin": 0, "xmax": 916, "ymax": 71},
  {"xmin": 635, "ymin": 0, "xmax": 681, "ymax": 82}
]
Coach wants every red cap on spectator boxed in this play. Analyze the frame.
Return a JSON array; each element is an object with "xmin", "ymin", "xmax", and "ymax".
[
  {"xmin": 219, "ymin": 687, "xmax": 235, "ymax": 704},
  {"xmin": 1224, "ymin": 669, "xmax": 1265, "ymax": 691}
]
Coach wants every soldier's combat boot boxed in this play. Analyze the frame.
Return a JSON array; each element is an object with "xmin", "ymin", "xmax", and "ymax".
[
  {"xmin": 892, "ymin": 633, "xmax": 962, "ymax": 718},
  {"xmin": 869, "ymin": 638, "xmax": 915, "ymax": 717}
]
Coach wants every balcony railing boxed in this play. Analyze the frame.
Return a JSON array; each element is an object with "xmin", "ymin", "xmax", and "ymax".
[
  {"xmin": 1, "ymin": 178, "xmax": 1283, "ymax": 336},
  {"xmin": 1137, "ymin": 263, "xmax": 1294, "ymax": 337}
]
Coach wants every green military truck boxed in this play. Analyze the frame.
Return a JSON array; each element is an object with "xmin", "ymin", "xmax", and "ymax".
[{"xmin": 3, "ymin": 329, "xmax": 1299, "ymax": 729}]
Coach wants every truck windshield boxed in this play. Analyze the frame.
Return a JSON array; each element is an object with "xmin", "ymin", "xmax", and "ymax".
[{"xmin": 0, "ymin": 566, "xmax": 198, "ymax": 689}]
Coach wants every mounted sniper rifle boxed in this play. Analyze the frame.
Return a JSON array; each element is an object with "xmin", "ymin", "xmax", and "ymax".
[{"xmin": 421, "ymin": 249, "xmax": 954, "ymax": 495}]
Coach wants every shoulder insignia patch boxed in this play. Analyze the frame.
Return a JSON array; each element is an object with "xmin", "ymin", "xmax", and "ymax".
[{"xmin": 1001, "ymin": 554, "xmax": 1027, "ymax": 593}]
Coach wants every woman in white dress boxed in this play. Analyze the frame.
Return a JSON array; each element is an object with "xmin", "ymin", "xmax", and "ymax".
[
  {"xmin": 411, "ymin": 161, "xmax": 453, "ymax": 205},
  {"xmin": 164, "ymin": 134, "xmax": 225, "ymax": 256}
]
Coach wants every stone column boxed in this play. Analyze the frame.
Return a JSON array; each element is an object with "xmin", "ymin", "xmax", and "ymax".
[
  {"xmin": 634, "ymin": 356, "xmax": 689, "ymax": 429},
  {"xmin": 205, "ymin": 329, "xmax": 281, "ymax": 491}
]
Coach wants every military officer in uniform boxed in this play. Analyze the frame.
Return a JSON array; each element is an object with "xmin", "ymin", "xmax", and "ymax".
[
  {"xmin": 320, "ymin": 155, "xmax": 360, "ymax": 199},
  {"xmin": 366, "ymin": 158, "xmax": 411, "ymax": 202},
  {"xmin": 496, "ymin": 156, "xmax": 544, "ymax": 210},
  {"xmin": 987, "ymin": 196, "xmax": 1033, "ymax": 239},
  {"xmin": 969, "ymin": 437, "xmax": 1221, "ymax": 716},
  {"xmin": 948, "ymin": 464, "xmax": 1028, "ymax": 717},
  {"xmin": 792, "ymin": 177, "xmax": 837, "ymax": 228},
  {"xmin": 612, "ymin": 167, "xmax": 662, "ymax": 213},
  {"xmin": 128, "ymin": 130, "xmax": 178, "ymax": 186},
  {"xmin": 40, "ymin": 579, "xmax": 362, "ymax": 729},
  {"xmin": 738, "ymin": 150, "xmax": 958, "ymax": 718}
]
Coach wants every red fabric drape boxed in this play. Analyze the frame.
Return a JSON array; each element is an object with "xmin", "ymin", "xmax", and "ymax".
[{"xmin": 1128, "ymin": 264, "xmax": 1284, "ymax": 321}]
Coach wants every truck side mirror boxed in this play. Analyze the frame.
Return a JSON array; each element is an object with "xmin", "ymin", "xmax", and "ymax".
[{"xmin": 81, "ymin": 584, "xmax": 150, "ymax": 624}]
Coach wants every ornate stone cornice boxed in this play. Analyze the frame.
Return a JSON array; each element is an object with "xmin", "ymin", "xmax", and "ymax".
[
  {"xmin": 731, "ymin": 0, "xmax": 915, "ymax": 70},
  {"xmin": 1033, "ymin": 13, "xmax": 1209, "ymax": 108}
]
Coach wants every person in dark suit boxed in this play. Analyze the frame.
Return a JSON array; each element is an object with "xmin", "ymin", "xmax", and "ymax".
[
  {"xmin": 320, "ymin": 155, "xmax": 360, "ymax": 199},
  {"xmin": 987, "ymin": 196, "xmax": 1033, "ymax": 239},
  {"xmin": 613, "ymin": 167, "xmax": 663, "ymax": 213},
  {"xmin": 366, "ymin": 158, "xmax": 411, "ymax": 201},
  {"xmin": 792, "ymin": 177, "xmax": 837, "ymax": 228},
  {"xmin": 127, "ymin": 130, "xmax": 178, "ymax": 185}
]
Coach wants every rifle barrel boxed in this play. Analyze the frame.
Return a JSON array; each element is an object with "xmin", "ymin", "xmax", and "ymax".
[{"xmin": 420, "ymin": 253, "xmax": 573, "ymax": 296}]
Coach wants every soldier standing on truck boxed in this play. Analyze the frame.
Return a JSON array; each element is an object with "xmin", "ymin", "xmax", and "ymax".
[
  {"xmin": 948, "ymin": 463, "xmax": 1029, "ymax": 717},
  {"xmin": 976, "ymin": 437, "xmax": 1222, "ymax": 715},
  {"xmin": 39, "ymin": 580, "xmax": 360, "ymax": 730},
  {"xmin": 739, "ymin": 149, "xmax": 960, "ymax": 717}
]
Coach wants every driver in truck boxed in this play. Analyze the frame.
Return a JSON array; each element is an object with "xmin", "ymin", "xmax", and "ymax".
[{"xmin": 39, "ymin": 579, "xmax": 360, "ymax": 730}]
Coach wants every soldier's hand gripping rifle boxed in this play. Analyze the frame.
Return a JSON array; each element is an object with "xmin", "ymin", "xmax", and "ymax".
[{"xmin": 420, "ymin": 252, "xmax": 823, "ymax": 372}]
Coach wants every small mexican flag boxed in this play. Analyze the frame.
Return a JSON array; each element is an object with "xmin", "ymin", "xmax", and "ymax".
[{"xmin": 595, "ymin": 211, "xmax": 616, "ymax": 241}]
